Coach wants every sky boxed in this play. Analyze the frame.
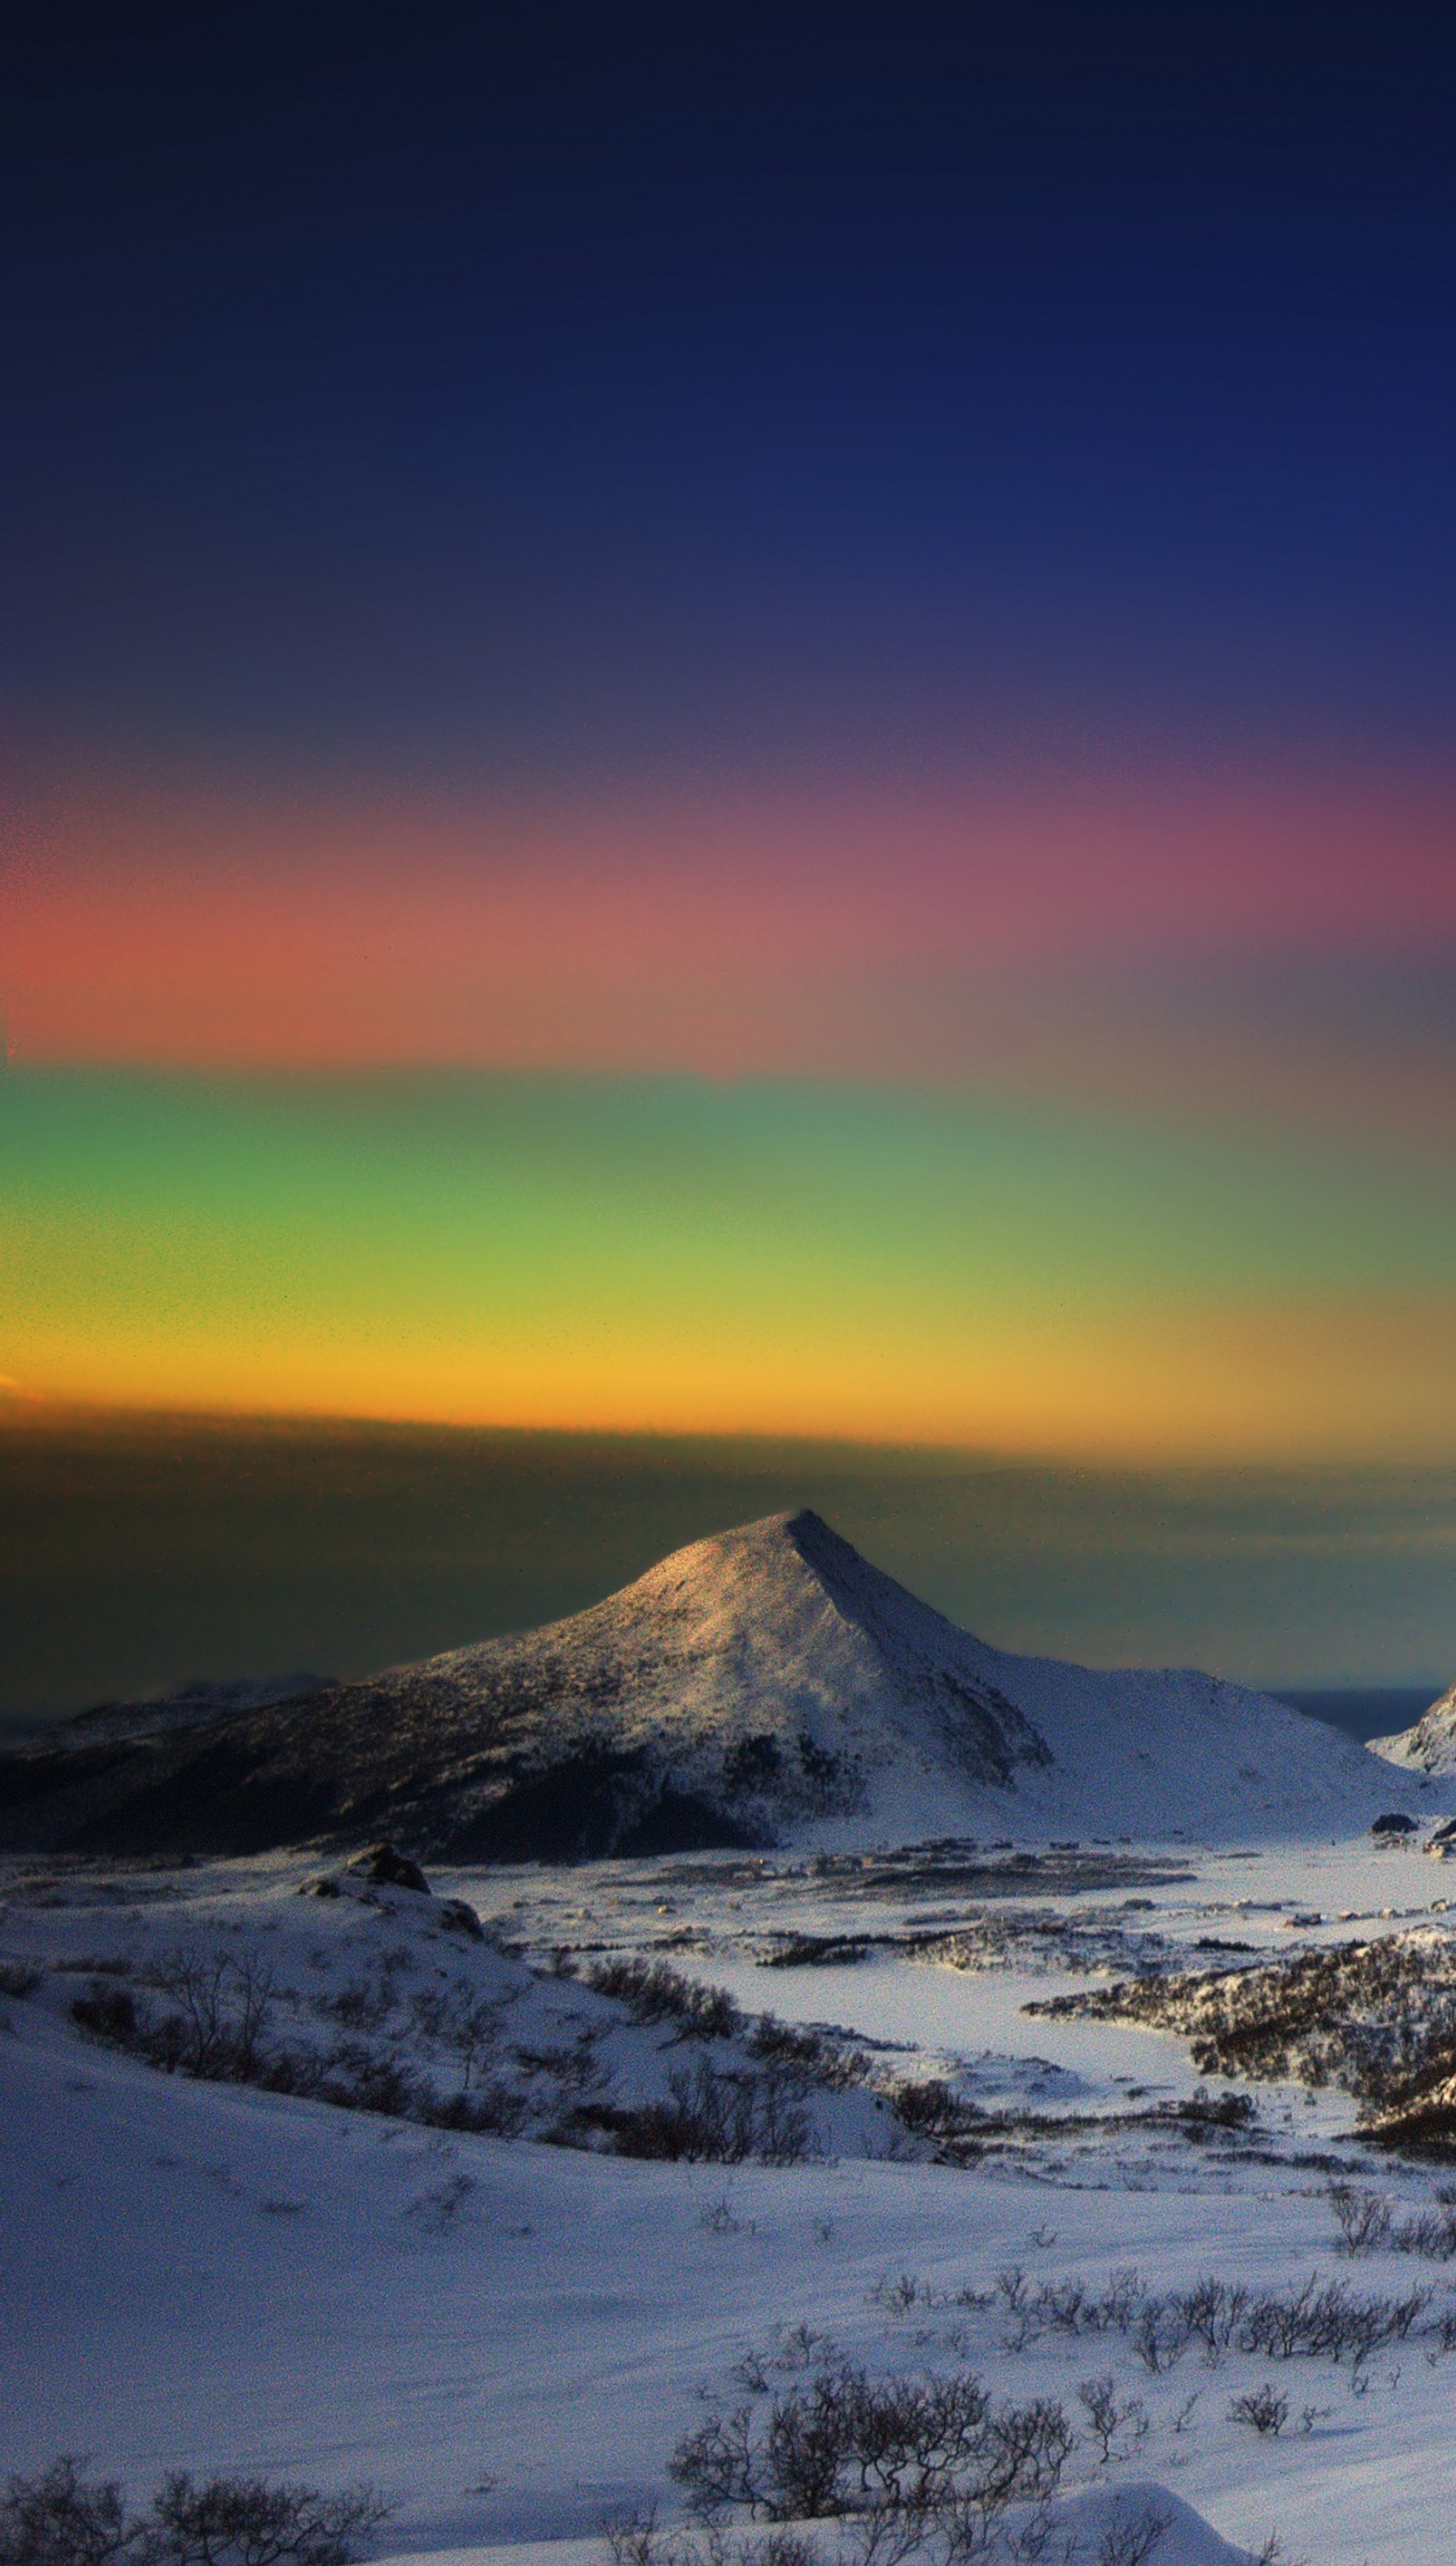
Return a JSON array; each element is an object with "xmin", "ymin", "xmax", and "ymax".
[{"xmin": 4, "ymin": 5, "xmax": 1456, "ymax": 1684}]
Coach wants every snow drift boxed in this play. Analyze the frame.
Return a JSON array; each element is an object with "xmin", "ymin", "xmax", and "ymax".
[{"xmin": 0, "ymin": 1509, "xmax": 1429, "ymax": 1858}]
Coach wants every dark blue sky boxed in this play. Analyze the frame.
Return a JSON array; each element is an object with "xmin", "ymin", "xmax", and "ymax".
[{"xmin": 7, "ymin": 1, "xmax": 1456, "ymax": 784}]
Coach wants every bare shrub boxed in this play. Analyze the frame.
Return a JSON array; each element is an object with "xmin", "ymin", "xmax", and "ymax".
[
  {"xmin": 146, "ymin": 1947, "xmax": 278, "ymax": 2079},
  {"xmin": 0, "ymin": 2458, "xmax": 147, "ymax": 2566},
  {"xmin": 401, "ymin": 2174, "xmax": 476, "ymax": 2236},
  {"xmin": 670, "ymin": 2355, "xmax": 1070, "ymax": 2533},
  {"xmin": 318, "ymin": 1983, "xmax": 396, "ymax": 2034},
  {"xmin": 313, "ymin": 2043, "xmax": 421, "ymax": 2119},
  {"xmin": 1228, "ymin": 2385, "xmax": 1289, "ymax": 2438},
  {"xmin": 699, "ymin": 2199, "xmax": 745, "ymax": 2234},
  {"xmin": 602, "ymin": 2511, "xmax": 817, "ymax": 2566},
  {"xmin": 0, "ymin": 2465, "xmax": 386, "ymax": 2566},
  {"xmin": 71, "ymin": 1985, "xmax": 140, "ymax": 2044},
  {"xmin": 585, "ymin": 1958, "xmax": 740, "ymax": 2041},
  {"xmin": 1095, "ymin": 2510, "xmax": 1168, "ymax": 2566},
  {"xmin": 752, "ymin": 2535, "xmax": 816, "ymax": 2566},
  {"xmin": 890, "ymin": 2082, "xmax": 986, "ymax": 2155},
  {"xmin": 593, "ymin": 2059, "xmax": 814, "ymax": 2165},
  {"xmin": 147, "ymin": 2472, "xmax": 387, "ymax": 2566},
  {"xmin": 1074, "ymin": 2377, "xmax": 1148, "ymax": 2466},
  {"xmin": 602, "ymin": 2505, "xmax": 682, "ymax": 2566},
  {"xmin": 1329, "ymin": 2182, "xmax": 1456, "ymax": 2262},
  {"xmin": 410, "ymin": 1985, "xmax": 509, "ymax": 2094},
  {"xmin": 935, "ymin": 2256, "xmax": 1448, "ymax": 2375},
  {"xmin": 1393, "ymin": 2201, "xmax": 1456, "ymax": 2258},
  {"xmin": 748, "ymin": 2014, "xmax": 863, "ymax": 2089},
  {"xmin": 0, "ymin": 1962, "xmax": 44, "ymax": 2000},
  {"xmin": 1327, "ymin": 2185, "xmax": 1392, "ymax": 2257}
]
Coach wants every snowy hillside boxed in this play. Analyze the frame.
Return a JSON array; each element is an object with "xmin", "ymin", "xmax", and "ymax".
[
  {"xmin": 0, "ymin": 1510, "xmax": 1431, "ymax": 1858},
  {"xmin": 7, "ymin": 1836, "xmax": 1456, "ymax": 2564},
  {"xmin": 1370, "ymin": 1680, "xmax": 1456, "ymax": 1774}
]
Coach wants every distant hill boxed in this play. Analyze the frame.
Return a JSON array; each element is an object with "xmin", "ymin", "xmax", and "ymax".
[
  {"xmin": 1369, "ymin": 1679, "xmax": 1456, "ymax": 1775},
  {"xmin": 0, "ymin": 1510, "xmax": 1432, "ymax": 1859}
]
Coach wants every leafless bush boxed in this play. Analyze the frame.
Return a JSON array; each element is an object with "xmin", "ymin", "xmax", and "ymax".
[
  {"xmin": 146, "ymin": 1946, "xmax": 278, "ymax": 2079},
  {"xmin": 1095, "ymin": 2510, "xmax": 1168, "ymax": 2566},
  {"xmin": 935, "ymin": 2257, "xmax": 1444, "ymax": 2375},
  {"xmin": 311, "ymin": 2042, "xmax": 421, "ymax": 2119},
  {"xmin": 890, "ymin": 2082, "xmax": 986, "ymax": 2155},
  {"xmin": 592, "ymin": 2059, "xmax": 815, "ymax": 2165},
  {"xmin": 513, "ymin": 2026, "xmax": 612, "ymax": 2112},
  {"xmin": 1395, "ymin": 2201, "xmax": 1456, "ymax": 2258},
  {"xmin": 0, "ymin": 2462, "xmax": 387, "ymax": 2566},
  {"xmin": 318, "ymin": 1982, "xmax": 397, "ymax": 2034},
  {"xmin": 0, "ymin": 2458, "xmax": 146, "ymax": 2566},
  {"xmin": 1073, "ymin": 2377, "xmax": 1148, "ymax": 2466},
  {"xmin": 0, "ymin": 1962, "xmax": 44, "ymax": 1999},
  {"xmin": 585, "ymin": 1958, "xmax": 740, "ymax": 2041},
  {"xmin": 748, "ymin": 2014, "xmax": 863, "ymax": 2089},
  {"xmin": 602, "ymin": 2512, "xmax": 815, "ymax": 2566},
  {"xmin": 751, "ymin": 2536, "xmax": 816, "ymax": 2566},
  {"xmin": 700, "ymin": 2199, "xmax": 746, "ymax": 2234},
  {"xmin": 410, "ymin": 1984, "xmax": 510, "ymax": 2093},
  {"xmin": 1328, "ymin": 2181, "xmax": 1456, "ymax": 2261},
  {"xmin": 1241, "ymin": 2275, "xmax": 1428, "ymax": 2364},
  {"xmin": 147, "ymin": 2472, "xmax": 387, "ymax": 2566},
  {"xmin": 428, "ymin": 2079, "xmax": 531, "ymax": 2137},
  {"xmin": 602, "ymin": 2505, "xmax": 685, "ymax": 2566},
  {"xmin": 670, "ymin": 2355, "xmax": 1071, "ymax": 2535},
  {"xmin": 1327, "ymin": 2185, "xmax": 1392, "ymax": 2256},
  {"xmin": 1228, "ymin": 2385, "xmax": 1289, "ymax": 2438},
  {"xmin": 70, "ymin": 1984, "xmax": 142, "ymax": 2044}
]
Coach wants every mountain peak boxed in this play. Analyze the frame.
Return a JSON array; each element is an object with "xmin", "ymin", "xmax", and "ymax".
[
  {"xmin": 1371, "ymin": 1680, "xmax": 1456, "ymax": 1774},
  {"xmin": 0, "ymin": 1512, "xmax": 1434, "ymax": 1862}
]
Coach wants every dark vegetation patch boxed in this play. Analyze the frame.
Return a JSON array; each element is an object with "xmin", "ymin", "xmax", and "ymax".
[
  {"xmin": 448, "ymin": 1750, "xmax": 759, "ymax": 1863},
  {"xmin": 794, "ymin": 1846, "xmax": 1192, "ymax": 1902},
  {"xmin": 1327, "ymin": 2181, "xmax": 1456, "ymax": 2258},
  {"xmin": 870, "ymin": 2258, "xmax": 1453, "ymax": 2371},
  {"xmin": 0, "ymin": 2456, "xmax": 385, "ymax": 2566},
  {"xmin": 63, "ymin": 1929, "xmax": 853, "ymax": 2167},
  {"xmin": 66, "ymin": 1739, "xmax": 357, "ymax": 1858},
  {"xmin": 1028, "ymin": 1928, "xmax": 1456, "ymax": 2148},
  {"xmin": 885, "ymin": 2077, "xmax": 1257, "ymax": 2165},
  {"xmin": 671, "ymin": 2346, "xmax": 1073, "ymax": 2527},
  {"xmin": 762, "ymin": 1933, "xmax": 875, "ymax": 1968},
  {"xmin": 578, "ymin": 2056, "xmax": 818, "ymax": 2165},
  {"xmin": 584, "ymin": 1956, "xmax": 742, "ymax": 2038}
]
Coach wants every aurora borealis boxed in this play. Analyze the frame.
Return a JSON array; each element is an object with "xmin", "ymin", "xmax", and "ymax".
[{"xmin": 5, "ymin": 5, "xmax": 1456, "ymax": 1701}]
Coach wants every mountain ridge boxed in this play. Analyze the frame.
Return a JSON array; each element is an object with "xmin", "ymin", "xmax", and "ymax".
[
  {"xmin": 1370, "ymin": 1679, "xmax": 1456, "ymax": 1775},
  {"xmin": 0, "ymin": 1508, "xmax": 1432, "ymax": 1857}
]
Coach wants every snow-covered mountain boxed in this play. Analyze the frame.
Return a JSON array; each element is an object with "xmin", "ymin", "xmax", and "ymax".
[
  {"xmin": 60, "ymin": 1672, "xmax": 329, "ymax": 1746},
  {"xmin": 0, "ymin": 1509, "xmax": 1431, "ymax": 1857},
  {"xmin": 1370, "ymin": 1679, "xmax": 1456, "ymax": 1774}
]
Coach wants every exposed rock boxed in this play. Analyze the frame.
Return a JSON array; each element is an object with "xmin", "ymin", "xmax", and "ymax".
[{"xmin": 344, "ymin": 1841, "xmax": 430, "ymax": 1892}]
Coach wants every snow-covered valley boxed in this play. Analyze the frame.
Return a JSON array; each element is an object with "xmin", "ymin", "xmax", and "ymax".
[
  {"xmin": 8, "ymin": 1828, "xmax": 1456, "ymax": 2566},
  {"xmin": 8, "ymin": 1515, "xmax": 1456, "ymax": 2564}
]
